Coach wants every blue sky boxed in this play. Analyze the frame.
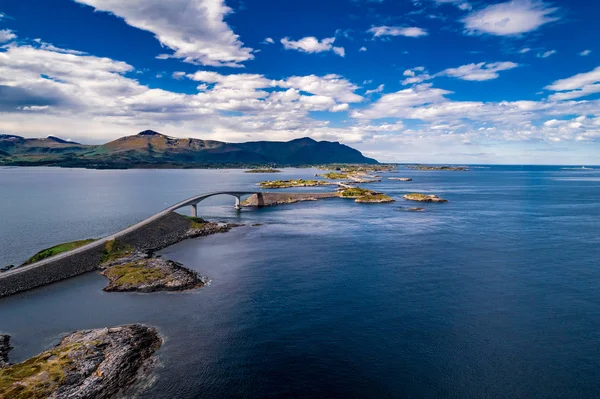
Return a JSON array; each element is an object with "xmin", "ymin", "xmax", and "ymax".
[{"xmin": 0, "ymin": 0, "xmax": 599, "ymax": 164}]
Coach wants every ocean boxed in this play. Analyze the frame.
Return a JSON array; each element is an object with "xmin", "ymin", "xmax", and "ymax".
[{"xmin": 1, "ymin": 165, "xmax": 599, "ymax": 398}]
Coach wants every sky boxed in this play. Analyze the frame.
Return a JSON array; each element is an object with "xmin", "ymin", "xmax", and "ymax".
[{"xmin": 0, "ymin": 0, "xmax": 599, "ymax": 164}]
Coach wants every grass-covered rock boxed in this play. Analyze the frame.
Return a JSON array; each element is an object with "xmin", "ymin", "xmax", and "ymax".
[
  {"xmin": 101, "ymin": 257, "xmax": 206, "ymax": 293},
  {"xmin": 403, "ymin": 193, "xmax": 448, "ymax": 203},
  {"xmin": 0, "ymin": 325, "xmax": 161, "ymax": 399},
  {"xmin": 259, "ymin": 179, "xmax": 332, "ymax": 188},
  {"xmin": 338, "ymin": 187, "xmax": 394, "ymax": 203},
  {"xmin": 22, "ymin": 239, "xmax": 96, "ymax": 265},
  {"xmin": 319, "ymin": 172, "xmax": 350, "ymax": 180}
]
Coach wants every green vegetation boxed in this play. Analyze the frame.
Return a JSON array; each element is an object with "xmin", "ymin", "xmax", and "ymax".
[
  {"xmin": 337, "ymin": 187, "xmax": 377, "ymax": 198},
  {"xmin": 186, "ymin": 216, "xmax": 208, "ymax": 229},
  {"xmin": 103, "ymin": 262, "xmax": 167, "ymax": 286},
  {"xmin": 259, "ymin": 179, "xmax": 331, "ymax": 189},
  {"xmin": 337, "ymin": 187, "xmax": 394, "ymax": 203},
  {"xmin": 319, "ymin": 172, "xmax": 349, "ymax": 179},
  {"xmin": 101, "ymin": 240, "xmax": 135, "ymax": 263},
  {"xmin": 0, "ymin": 343, "xmax": 80, "ymax": 399},
  {"xmin": 355, "ymin": 194, "xmax": 394, "ymax": 203},
  {"xmin": 318, "ymin": 164, "xmax": 395, "ymax": 173},
  {"xmin": 404, "ymin": 193, "xmax": 429, "ymax": 201},
  {"xmin": 403, "ymin": 193, "xmax": 448, "ymax": 203},
  {"xmin": 245, "ymin": 169, "xmax": 281, "ymax": 173},
  {"xmin": 22, "ymin": 239, "xmax": 96, "ymax": 265}
]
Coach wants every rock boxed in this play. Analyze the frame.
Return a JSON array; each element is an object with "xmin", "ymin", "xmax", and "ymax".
[
  {"xmin": 258, "ymin": 179, "xmax": 334, "ymax": 189},
  {"xmin": 388, "ymin": 177, "xmax": 413, "ymax": 181},
  {"xmin": 399, "ymin": 207, "xmax": 425, "ymax": 212},
  {"xmin": 101, "ymin": 257, "xmax": 206, "ymax": 293},
  {"xmin": 355, "ymin": 195, "xmax": 395, "ymax": 203},
  {"xmin": 242, "ymin": 192, "xmax": 337, "ymax": 207},
  {"xmin": 252, "ymin": 223, "xmax": 263, "ymax": 227},
  {"xmin": 403, "ymin": 193, "xmax": 448, "ymax": 203},
  {"xmin": 0, "ymin": 325, "xmax": 161, "ymax": 399},
  {"xmin": 408, "ymin": 165, "xmax": 469, "ymax": 171},
  {"xmin": 0, "ymin": 334, "xmax": 11, "ymax": 368},
  {"xmin": 0, "ymin": 265, "xmax": 14, "ymax": 273}
]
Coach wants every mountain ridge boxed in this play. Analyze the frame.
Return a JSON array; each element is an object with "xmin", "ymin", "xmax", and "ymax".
[{"xmin": 0, "ymin": 130, "xmax": 378, "ymax": 168}]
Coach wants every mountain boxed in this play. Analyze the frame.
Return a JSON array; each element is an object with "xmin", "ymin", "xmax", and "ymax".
[
  {"xmin": 0, "ymin": 130, "xmax": 378, "ymax": 168},
  {"xmin": 0, "ymin": 135, "xmax": 89, "ymax": 155}
]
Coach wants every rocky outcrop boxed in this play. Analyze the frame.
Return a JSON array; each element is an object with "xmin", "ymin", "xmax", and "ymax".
[
  {"xmin": 355, "ymin": 195, "xmax": 395, "ymax": 203},
  {"xmin": 408, "ymin": 165, "xmax": 468, "ymax": 171},
  {"xmin": 389, "ymin": 177, "xmax": 413, "ymax": 181},
  {"xmin": 101, "ymin": 257, "xmax": 206, "ymax": 293},
  {"xmin": 258, "ymin": 179, "xmax": 335, "ymax": 189},
  {"xmin": 0, "ymin": 265, "xmax": 14, "ymax": 273},
  {"xmin": 0, "ymin": 334, "xmax": 11, "ymax": 368},
  {"xmin": 0, "ymin": 325, "xmax": 161, "ymax": 399},
  {"xmin": 403, "ymin": 193, "xmax": 448, "ymax": 203}
]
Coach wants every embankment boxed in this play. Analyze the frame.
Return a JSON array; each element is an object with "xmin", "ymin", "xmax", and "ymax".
[{"xmin": 0, "ymin": 212, "xmax": 193, "ymax": 298}]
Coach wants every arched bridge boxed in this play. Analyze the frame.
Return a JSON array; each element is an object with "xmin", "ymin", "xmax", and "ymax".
[
  {"xmin": 0, "ymin": 191, "xmax": 260, "ymax": 284},
  {"xmin": 169, "ymin": 191, "xmax": 260, "ymax": 217}
]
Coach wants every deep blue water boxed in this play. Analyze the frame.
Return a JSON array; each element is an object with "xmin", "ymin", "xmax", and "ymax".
[{"xmin": 0, "ymin": 166, "xmax": 599, "ymax": 398}]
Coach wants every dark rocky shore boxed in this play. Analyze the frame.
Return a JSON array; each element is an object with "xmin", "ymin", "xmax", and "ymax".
[
  {"xmin": 102, "ymin": 256, "xmax": 208, "ymax": 293},
  {"xmin": 98, "ymin": 218, "xmax": 240, "ymax": 293},
  {"xmin": 0, "ymin": 334, "xmax": 11, "ymax": 368},
  {"xmin": 0, "ymin": 325, "xmax": 161, "ymax": 399}
]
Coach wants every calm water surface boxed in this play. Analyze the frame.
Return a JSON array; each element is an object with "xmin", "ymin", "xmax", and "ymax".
[{"xmin": 1, "ymin": 166, "xmax": 599, "ymax": 398}]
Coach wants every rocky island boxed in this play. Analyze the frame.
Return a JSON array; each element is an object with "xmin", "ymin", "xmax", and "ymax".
[
  {"xmin": 244, "ymin": 169, "xmax": 281, "ymax": 173},
  {"xmin": 0, "ymin": 325, "xmax": 161, "ymax": 399},
  {"xmin": 403, "ymin": 193, "xmax": 448, "ymax": 203},
  {"xmin": 338, "ymin": 187, "xmax": 395, "ymax": 203},
  {"xmin": 258, "ymin": 179, "xmax": 334, "ymax": 189},
  {"xmin": 101, "ymin": 256, "xmax": 207, "ymax": 293},
  {"xmin": 407, "ymin": 165, "xmax": 469, "ymax": 171},
  {"xmin": 389, "ymin": 177, "xmax": 413, "ymax": 181}
]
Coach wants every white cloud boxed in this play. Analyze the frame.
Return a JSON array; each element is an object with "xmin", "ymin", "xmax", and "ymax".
[
  {"xmin": 281, "ymin": 36, "xmax": 345, "ymax": 57},
  {"xmin": 546, "ymin": 67, "xmax": 600, "ymax": 91},
  {"xmin": 462, "ymin": 0, "xmax": 559, "ymax": 36},
  {"xmin": 0, "ymin": 29, "xmax": 17, "ymax": 43},
  {"xmin": 330, "ymin": 103, "xmax": 350, "ymax": 112},
  {"xmin": 333, "ymin": 47, "xmax": 346, "ymax": 57},
  {"xmin": 263, "ymin": 37, "xmax": 275, "ymax": 44},
  {"xmin": 401, "ymin": 67, "xmax": 432, "ymax": 85},
  {"xmin": 519, "ymin": 47, "xmax": 531, "ymax": 54},
  {"xmin": 546, "ymin": 66, "xmax": 600, "ymax": 100},
  {"xmin": 548, "ymin": 85, "xmax": 600, "ymax": 101},
  {"xmin": 359, "ymin": 46, "xmax": 367, "ymax": 52},
  {"xmin": 580, "ymin": 50, "xmax": 592, "ymax": 56},
  {"xmin": 1, "ymin": 37, "xmax": 599, "ymax": 162},
  {"xmin": 172, "ymin": 71, "xmax": 186, "ymax": 80},
  {"xmin": 440, "ymin": 61, "xmax": 519, "ymax": 81},
  {"xmin": 278, "ymin": 74, "xmax": 363, "ymax": 103},
  {"xmin": 537, "ymin": 49, "xmax": 557, "ymax": 58},
  {"xmin": 365, "ymin": 84, "xmax": 385, "ymax": 95},
  {"xmin": 368, "ymin": 26, "xmax": 428, "ymax": 38},
  {"xmin": 73, "ymin": 0, "xmax": 253, "ymax": 67},
  {"xmin": 431, "ymin": 0, "xmax": 472, "ymax": 10}
]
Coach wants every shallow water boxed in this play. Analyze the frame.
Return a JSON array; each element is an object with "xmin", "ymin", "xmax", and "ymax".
[{"xmin": 1, "ymin": 166, "xmax": 600, "ymax": 398}]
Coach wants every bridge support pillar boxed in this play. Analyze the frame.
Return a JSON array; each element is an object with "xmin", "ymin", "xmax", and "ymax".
[
  {"xmin": 234, "ymin": 196, "xmax": 242, "ymax": 210},
  {"xmin": 190, "ymin": 204, "xmax": 198, "ymax": 218}
]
